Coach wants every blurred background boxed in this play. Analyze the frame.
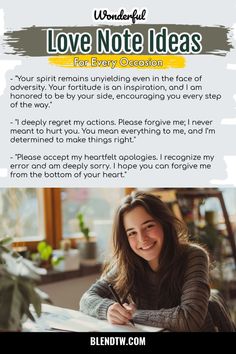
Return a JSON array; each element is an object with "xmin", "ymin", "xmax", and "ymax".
[{"xmin": 0, "ymin": 187, "xmax": 236, "ymax": 322}]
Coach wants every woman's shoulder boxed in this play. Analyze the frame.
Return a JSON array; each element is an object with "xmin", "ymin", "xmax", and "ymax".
[
  {"xmin": 181, "ymin": 243, "xmax": 210, "ymax": 282},
  {"xmin": 182, "ymin": 242, "xmax": 209, "ymax": 262},
  {"xmin": 101, "ymin": 263, "xmax": 118, "ymax": 280}
]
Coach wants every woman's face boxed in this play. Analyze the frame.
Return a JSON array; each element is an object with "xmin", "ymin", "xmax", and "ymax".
[{"xmin": 123, "ymin": 206, "xmax": 164, "ymax": 271}]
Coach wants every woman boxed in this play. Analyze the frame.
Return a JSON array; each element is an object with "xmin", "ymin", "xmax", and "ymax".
[{"xmin": 79, "ymin": 191, "xmax": 235, "ymax": 332}]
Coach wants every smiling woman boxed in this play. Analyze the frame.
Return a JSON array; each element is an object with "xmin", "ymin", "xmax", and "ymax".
[
  {"xmin": 124, "ymin": 206, "xmax": 164, "ymax": 271},
  {"xmin": 79, "ymin": 190, "xmax": 235, "ymax": 332}
]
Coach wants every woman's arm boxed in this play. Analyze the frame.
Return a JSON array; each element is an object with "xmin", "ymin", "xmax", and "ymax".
[
  {"xmin": 133, "ymin": 246, "xmax": 212, "ymax": 332},
  {"xmin": 79, "ymin": 275, "xmax": 116, "ymax": 319}
]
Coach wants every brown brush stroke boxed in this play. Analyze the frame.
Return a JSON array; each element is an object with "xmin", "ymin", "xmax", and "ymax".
[{"xmin": 3, "ymin": 24, "xmax": 233, "ymax": 57}]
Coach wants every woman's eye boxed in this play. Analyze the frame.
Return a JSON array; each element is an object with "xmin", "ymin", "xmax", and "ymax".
[
  {"xmin": 128, "ymin": 231, "xmax": 136, "ymax": 237},
  {"xmin": 146, "ymin": 224, "xmax": 155, "ymax": 229}
]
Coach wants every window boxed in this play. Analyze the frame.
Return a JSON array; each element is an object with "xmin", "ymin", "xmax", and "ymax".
[
  {"xmin": 60, "ymin": 188, "xmax": 125, "ymax": 260},
  {"xmin": 0, "ymin": 188, "xmax": 125, "ymax": 257},
  {"xmin": 2, "ymin": 187, "xmax": 233, "ymax": 259},
  {"xmin": 200, "ymin": 188, "xmax": 236, "ymax": 229},
  {"xmin": 0, "ymin": 188, "xmax": 45, "ymax": 242}
]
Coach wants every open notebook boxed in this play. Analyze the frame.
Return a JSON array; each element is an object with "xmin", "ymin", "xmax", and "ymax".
[
  {"xmin": 48, "ymin": 317, "xmax": 163, "ymax": 332},
  {"xmin": 25, "ymin": 304, "xmax": 164, "ymax": 332}
]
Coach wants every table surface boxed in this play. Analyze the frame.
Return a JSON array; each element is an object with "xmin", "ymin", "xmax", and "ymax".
[{"xmin": 23, "ymin": 304, "xmax": 163, "ymax": 332}]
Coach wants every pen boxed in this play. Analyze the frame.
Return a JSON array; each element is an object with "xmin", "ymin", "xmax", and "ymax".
[{"xmin": 108, "ymin": 283, "xmax": 135, "ymax": 326}]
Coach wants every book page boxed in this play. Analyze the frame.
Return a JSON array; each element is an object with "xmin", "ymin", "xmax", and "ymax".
[
  {"xmin": 48, "ymin": 318, "xmax": 163, "ymax": 333},
  {"xmin": 27, "ymin": 305, "xmax": 163, "ymax": 332}
]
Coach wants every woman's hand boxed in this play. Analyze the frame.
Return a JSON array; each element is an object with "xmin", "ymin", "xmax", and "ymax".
[{"xmin": 107, "ymin": 302, "xmax": 136, "ymax": 325}]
